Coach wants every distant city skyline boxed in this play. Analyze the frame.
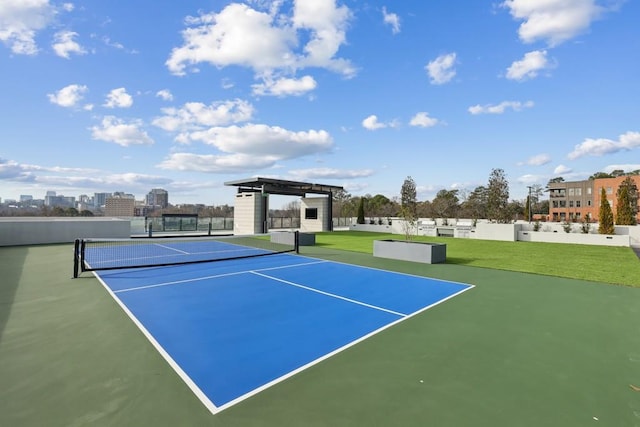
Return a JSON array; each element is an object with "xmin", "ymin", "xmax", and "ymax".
[{"xmin": 1, "ymin": 1, "xmax": 639, "ymax": 207}]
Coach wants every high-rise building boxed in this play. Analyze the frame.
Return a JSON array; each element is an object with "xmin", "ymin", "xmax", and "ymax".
[
  {"xmin": 45, "ymin": 193, "xmax": 75, "ymax": 207},
  {"xmin": 105, "ymin": 194, "xmax": 135, "ymax": 216},
  {"xmin": 146, "ymin": 188, "xmax": 169, "ymax": 208},
  {"xmin": 94, "ymin": 192, "xmax": 112, "ymax": 208}
]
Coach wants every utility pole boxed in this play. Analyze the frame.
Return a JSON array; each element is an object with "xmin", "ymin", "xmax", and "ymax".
[{"xmin": 527, "ymin": 186, "xmax": 533, "ymax": 223}]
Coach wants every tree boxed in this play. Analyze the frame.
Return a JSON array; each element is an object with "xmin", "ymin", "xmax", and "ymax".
[
  {"xmin": 615, "ymin": 177, "xmax": 638, "ymax": 225},
  {"xmin": 487, "ymin": 168, "xmax": 510, "ymax": 223},
  {"xmin": 431, "ymin": 189, "xmax": 459, "ymax": 221},
  {"xmin": 332, "ymin": 189, "xmax": 351, "ymax": 220},
  {"xmin": 598, "ymin": 187, "xmax": 615, "ymax": 234},
  {"xmin": 547, "ymin": 177, "xmax": 565, "ymax": 187},
  {"xmin": 356, "ymin": 197, "xmax": 365, "ymax": 224},
  {"xmin": 399, "ymin": 176, "xmax": 417, "ymax": 240},
  {"xmin": 524, "ymin": 195, "xmax": 531, "ymax": 222},
  {"xmin": 589, "ymin": 172, "xmax": 612, "ymax": 180},
  {"xmin": 461, "ymin": 185, "xmax": 488, "ymax": 220}
]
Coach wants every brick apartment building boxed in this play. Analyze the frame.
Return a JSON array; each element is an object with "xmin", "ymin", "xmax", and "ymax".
[{"xmin": 548, "ymin": 176, "xmax": 640, "ymax": 222}]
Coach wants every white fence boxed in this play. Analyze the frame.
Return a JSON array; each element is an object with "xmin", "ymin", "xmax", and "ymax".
[{"xmin": 347, "ymin": 218, "xmax": 638, "ymax": 248}]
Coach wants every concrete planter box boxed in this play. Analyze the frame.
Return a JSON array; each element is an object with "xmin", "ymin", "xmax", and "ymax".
[
  {"xmin": 270, "ymin": 231, "xmax": 315, "ymax": 246},
  {"xmin": 373, "ymin": 239, "xmax": 446, "ymax": 264}
]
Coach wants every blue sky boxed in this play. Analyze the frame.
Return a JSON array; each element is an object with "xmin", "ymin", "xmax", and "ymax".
[{"xmin": 1, "ymin": 0, "xmax": 639, "ymax": 207}]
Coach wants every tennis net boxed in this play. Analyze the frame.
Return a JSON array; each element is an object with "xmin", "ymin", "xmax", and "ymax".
[{"xmin": 73, "ymin": 231, "xmax": 299, "ymax": 278}]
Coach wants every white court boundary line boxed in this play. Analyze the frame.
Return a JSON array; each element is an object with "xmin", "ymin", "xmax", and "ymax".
[
  {"xmin": 92, "ymin": 271, "xmax": 219, "ymax": 414},
  {"xmin": 251, "ymin": 271, "xmax": 407, "ymax": 317},
  {"xmin": 113, "ymin": 259, "xmax": 329, "ymax": 294},
  {"xmin": 215, "ymin": 283, "xmax": 474, "ymax": 413},
  {"xmin": 154, "ymin": 243, "xmax": 190, "ymax": 254},
  {"xmin": 95, "ymin": 255, "xmax": 475, "ymax": 415}
]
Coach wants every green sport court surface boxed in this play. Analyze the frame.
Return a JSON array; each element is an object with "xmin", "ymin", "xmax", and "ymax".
[{"xmin": 1, "ymin": 238, "xmax": 640, "ymax": 426}]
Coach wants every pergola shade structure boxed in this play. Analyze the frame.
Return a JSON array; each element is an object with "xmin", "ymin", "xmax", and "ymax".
[{"xmin": 224, "ymin": 177, "xmax": 344, "ymax": 233}]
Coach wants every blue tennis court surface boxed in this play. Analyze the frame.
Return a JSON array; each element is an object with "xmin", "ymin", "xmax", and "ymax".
[{"xmin": 94, "ymin": 251, "xmax": 473, "ymax": 413}]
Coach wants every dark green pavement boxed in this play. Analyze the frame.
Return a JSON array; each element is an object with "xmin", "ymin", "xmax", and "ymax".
[{"xmin": 1, "ymin": 244, "xmax": 639, "ymax": 426}]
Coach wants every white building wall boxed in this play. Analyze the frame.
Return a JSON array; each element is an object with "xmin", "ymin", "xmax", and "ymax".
[
  {"xmin": 300, "ymin": 197, "xmax": 329, "ymax": 232},
  {"xmin": 233, "ymin": 192, "xmax": 267, "ymax": 235},
  {"xmin": 0, "ymin": 218, "xmax": 130, "ymax": 246}
]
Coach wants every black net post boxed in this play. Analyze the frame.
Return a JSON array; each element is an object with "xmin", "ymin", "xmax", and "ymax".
[
  {"xmin": 73, "ymin": 239, "xmax": 80, "ymax": 278},
  {"xmin": 294, "ymin": 230, "xmax": 300, "ymax": 254}
]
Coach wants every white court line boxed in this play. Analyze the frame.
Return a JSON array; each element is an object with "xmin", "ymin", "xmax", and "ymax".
[
  {"xmin": 250, "ymin": 271, "xmax": 408, "ymax": 317},
  {"xmin": 154, "ymin": 243, "xmax": 190, "ymax": 254},
  {"xmin": 91, "ymin": 271, "xmax": 219, "ymax": 414},
  {"xmin": 97, "ymin": 257, "xmax": 475, "ymax": 415},
  {"xmin": 113, "ymin": 259, "xmax": 329, "ymax": 294},
  {"xmin": 215, "ymin": 281, "xmax": 474, "ymax": 413}
]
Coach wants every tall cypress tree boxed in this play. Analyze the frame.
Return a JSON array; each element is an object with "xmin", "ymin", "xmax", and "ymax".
[
  {"xmin": 615, "ymin": 177, "xmax": 638, "ymax": 225},
  {"xmin": 598, "ymin": 187, "xmax": 615, "ymax": 234},
  {"xmin": 356, "ymin": 197, "xmax": 365, "ymax": 224}
]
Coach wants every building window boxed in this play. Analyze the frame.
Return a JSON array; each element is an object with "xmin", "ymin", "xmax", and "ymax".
[
  {"xmin": 569, "ymin": 200, "xmax": 574, "ymax": 208},
  {"xmin": 304, "ymin": 208, "xmax": 318, "ymax": 220},
  {"xmin": 587, "ymin": 188, "xmax": 592, "ymax": 195},
  {"xmin": 559, "ymin": 201, "xmax": 566, "ymax": 208},
  {"xmin": 575, "ymin": 188, "xmax": 582, "ymax": 196},
  {"xmin": 568, "ymin": 188, "xmax": 575, "ymax": 196},
  {"xmin": 575, "ymin": 212, "xmax": 581, "ymax": 219},
  {"xmin": 607, "ymin": 187, "xmax": 613, "ymax": 194},
  {"xmin": 552, "ymin": 201, "xmax": 559, "ymax": 208},
  {"xmin": 576, "ymin": 201, "xmax": 581, "ymax": 208},
  {"xmin": 587, "ymin": 200, "xmax": 592, "ymax": 206}
]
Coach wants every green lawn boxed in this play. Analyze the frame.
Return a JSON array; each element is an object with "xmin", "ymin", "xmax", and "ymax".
[{"xmin": 314, "ymin": 231, "xmax": 640, "ymax": 287}]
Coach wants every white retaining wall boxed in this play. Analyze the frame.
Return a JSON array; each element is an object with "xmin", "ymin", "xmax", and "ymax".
[
  {"xmin": 233, "ymin": 192, "xmax": 266, "ymax": 235},
  {"xmin": 0, "ymin": 217, "xmax": 130, "ymax": 246},
  {"xmin": 300, "ymin": 197, "xmax": 330, "ymax": 232},
  {"xmin": 518, "ymin": 230, "xmax": 629, "ymax": 246},
  {"xmin": 347, "ymin": 217, "xmax": 637, "ymax": 247},
  {"xmin": 472, "ymin": 222, "xmax": 522, "ymax": 242}
]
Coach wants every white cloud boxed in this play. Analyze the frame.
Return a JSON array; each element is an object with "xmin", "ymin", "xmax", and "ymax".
[
  {"xmin": 524, "ymin": 154, "xmax": 551, "ymax": 166},
  {"xmin": 292, "ymin": 0, "xmax": 354, "ymax": 75},
  {"xmin": 288, "ymin": 168, "xmax": 374, "ymax": 180},
  {"xmin": 517, "ymin": 174, "xmax": 544, "ymax": 185},
  {"xmin": 554, "ymin": 164, "xmax": 572, "ymax": 174},
  {"xmin": 0, "ymin": 158, "xmax": 34, "ymax": 181},
  {"xmin": 47, "ymin": 84, "xmax": 88, "ymax": 107},
  {"xmin": 187, "ymin": 124, "xmax": 333, "ymax": 159},
  {"xmin": 155, "ymin": 89, "xmax": 174, "ymax": 101},
  {"xmin": 425, "ymin": 53, "xmax": 457, "ymax": 85},
  {"xmin": 409, "ymin": 112, "xmax": 439, "ymax": 128},
  {"xmin": 252, "ymin": 75, "xmax": 317, "ymax": 97},
  {"xmin": 158, "ymin": 152, "xmax": 277, "ymax": 174},
  {"xmin": 52, "ymin": 30, "xmax": 85, "ymax": 58},
  {"xmin": 382, "ymin": 7, "xmax": 400, "ymax": 34},
  {"xmin": 166, "ymin": 1, "xmax": 355, "ymax": 79},
  {"xmin": 62, "ymin": 3, "xmax": 74, "ymax": 12},
  {"xmin": 502, "ymin": 0, "xmax": 604, "ymax": 46},
  {"xmin": 0, "ymin": 0, "xmax": 55, "ymax": 55},
  {"xmin": 506, "ymin": 50, "xmax": 552, "ymax": 81},
  {"xmin": 468, "ymin": 100, "xmax": 534, "ymax": 114},
  {"xmin": 568, "ymin": 131, "xmax": 640, "ymax": 159},
  {"xmin": 103, "ymin": 88, "xmax": 133, "ymax": 108},
  {"xmin": 153, "ymin": 99, "xmax": 254, "ymax": 133},
  {"xmin": 362, "ymin": 115, "xmax": 386, "ymax": 130},
  {"xmin": 91, "ymin": 116, "xmax": 154, "ymax": 147}
]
